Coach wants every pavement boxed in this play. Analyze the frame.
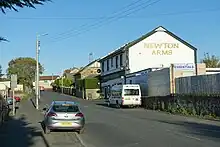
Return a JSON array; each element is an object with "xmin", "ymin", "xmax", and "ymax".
[{"xmin": 1, "ymin": 91, "xmax": 220, "ymax": 147}]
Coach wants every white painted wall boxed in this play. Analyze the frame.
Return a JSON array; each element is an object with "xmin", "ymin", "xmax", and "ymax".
[
  {"xmin": 88, "ymin": 61, "xmax": 100, "ymax": 68},
  {"xmin": 101, "ymin": 52, "xmax": 126, "ymax": 76},
  {"xmin": 128, "ymin": 29, "xmax": 195, "ymax": 73},
  {"xmin": 0, "ymin": 81, "xmax": 23, "ymax": 91},
  {"xmin": 206, "ymin": 68, "xmax": 220, "ymax": 75},
  {"xmin": 33, "ymin": 80, "xmax": 55, "ymax": 89}
]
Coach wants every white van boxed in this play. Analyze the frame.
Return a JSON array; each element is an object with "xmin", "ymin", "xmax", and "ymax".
[{"xmin": 108, "ymin": 84, "xmax": 141, "ymax": 108}]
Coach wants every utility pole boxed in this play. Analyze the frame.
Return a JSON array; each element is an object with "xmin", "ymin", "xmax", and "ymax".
[
  {"xmin": 36, "ymin": 34, "xmax": 39, "ymax": 110},
  {"xmin": 35, "ymin": 33, "xmax": 48, "ymax": 110}
]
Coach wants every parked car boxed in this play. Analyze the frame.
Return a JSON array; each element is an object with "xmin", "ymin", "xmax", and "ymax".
[
  {"xmin": 42, "ymin": 101, "xmax": 85, "ymax": 134},
  {"xmin": 40, "ymin": 86, "xmax": 45, "ymax": 91},
  {"xmin": 14, "ymin": 96, "xmax": 21, "ymax": 102}
]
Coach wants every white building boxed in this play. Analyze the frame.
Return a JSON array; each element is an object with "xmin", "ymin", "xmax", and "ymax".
[
  {"xmin": 206, "ymin": 68, "xmax": 220, "ymax": 75},
  {"xmin": 99, "ymin": 26, "xmax": 198, "ymax": 98}
]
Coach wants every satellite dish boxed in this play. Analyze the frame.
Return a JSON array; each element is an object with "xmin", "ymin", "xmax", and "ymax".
[{"xmin": 97, "ymin": 69, "xmax": 101, "ymax": 73}]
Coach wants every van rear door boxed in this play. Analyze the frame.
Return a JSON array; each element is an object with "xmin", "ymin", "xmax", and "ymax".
[{"xmin": 123, "ymin": 88, "xmax": 140, "ymax": 105}]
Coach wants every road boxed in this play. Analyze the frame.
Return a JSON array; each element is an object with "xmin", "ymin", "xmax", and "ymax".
[{"xmin": 39, "ymin": 91, "xmax": 220, "ymax": 147}]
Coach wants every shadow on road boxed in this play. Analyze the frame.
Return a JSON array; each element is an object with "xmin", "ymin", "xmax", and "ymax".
[
  {"xmin": 30, "ymin": 98, "xmax": 36, "ymax": 108},
  {"xmin": 96, "ymin": 103, "xmax": 142, "ymax": 109},
  {"xmin": 153, "ymin": 119, "xmax": 220, "ymax": 142},
  {"xmin": 0, "ymin": 114, "xmax": 50, "ymax": 147}
]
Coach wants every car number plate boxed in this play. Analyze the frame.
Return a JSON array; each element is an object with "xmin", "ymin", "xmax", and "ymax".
[
  {"xmin": 125, "ymin": 98, "xmax": 130, "ymax": 100},
  {"xmin": 61, "ymin": 122, "xmax": 72, "ymax": 126}
]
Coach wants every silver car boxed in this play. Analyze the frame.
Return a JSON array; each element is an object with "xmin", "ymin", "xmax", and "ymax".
[{"xmin": 42, "ymin": 101, "xmax": 85, "ymax": 134}]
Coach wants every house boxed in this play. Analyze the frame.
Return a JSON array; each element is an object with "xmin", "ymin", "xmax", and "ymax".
[
  {"xmin": 205, "ymin": 68, "xmax": 220, "ymax": 75},
  {"xmin": 99, "ymin": 26, "xmax": 198, "ymax": 99},
  {"xmin": 33, "ymin": 75, "xmax": 59, "ymax": 90},
  {"xmin": 74, "ymin": 59, "xmax": 101, "ymax": 99},
  {"xmin": 63, "ymin": 68, "xmax": 79, "ymax": 79}
]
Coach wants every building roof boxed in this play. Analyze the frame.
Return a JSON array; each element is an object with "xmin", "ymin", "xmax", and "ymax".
[
  {"xmin": 75, "ymin": 59, "xmax": 100, "ymax": 75},
  {"xmin": 99, "ymin": 26, "xmax": 197, "ymax": 62},
  {"xmin": 82, "ymin": 74, "xmax": 100, "ymax": 79},
  {"xmin": 40, "ymin": 75, "xmax": 59, "ymax": 80}
]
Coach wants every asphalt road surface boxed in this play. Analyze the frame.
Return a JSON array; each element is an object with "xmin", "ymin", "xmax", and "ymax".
[{"xmin": 39, "ymin": 91, "xmax": 220, "ymax": 147}]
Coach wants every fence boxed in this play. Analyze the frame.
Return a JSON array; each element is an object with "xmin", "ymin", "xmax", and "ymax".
[
  {"xmin": 175, "ymin": 73, "xmax": 220, "ymax": 95},
  {"xmin": 53, "ymin": 86, "xmax": 76, "ymax": 96},
  {"xmin": 143, "ymin": 72, "xmax": 220, "ymax": 118}
]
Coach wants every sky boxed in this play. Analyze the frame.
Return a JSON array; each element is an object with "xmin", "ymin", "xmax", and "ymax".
[{"xmin": 0, "ymin": 0, "xmax": 220, "ymax": 76}]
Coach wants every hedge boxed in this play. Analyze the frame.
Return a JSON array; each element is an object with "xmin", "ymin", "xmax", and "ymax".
[
  {"xmin": 84, "ymin": 78, "xmax": 99, "ymax": 89},
  {"xmin": 77, "ymin": 77, "xmax": 99, "ymax": 89}
]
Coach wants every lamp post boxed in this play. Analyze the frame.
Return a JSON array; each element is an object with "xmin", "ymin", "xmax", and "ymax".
[{"xmin": 36, "ymin": 33, "xmax": 48, "ymax": 110}]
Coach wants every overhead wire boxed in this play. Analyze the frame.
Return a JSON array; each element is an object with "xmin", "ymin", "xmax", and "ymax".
[
  {"xmin": 47, "ymin": 0, "xmax": 151, "ymax": 41},
  {"xmin": 45, "ymin": 0, "xmax": 160, "ymax": 44},
  {"xmin": 4, "ymin": 7, "xmax": 220, "ymax": 20}
]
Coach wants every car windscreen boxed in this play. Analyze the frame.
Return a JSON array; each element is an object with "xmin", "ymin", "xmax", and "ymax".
[
  {"xmin": 52, "ymin": 104, "xmax": 79, "ymax": 112},
  {"xmin": 124, "ymin": 89, "xmax": 139, "ymax": 96}
]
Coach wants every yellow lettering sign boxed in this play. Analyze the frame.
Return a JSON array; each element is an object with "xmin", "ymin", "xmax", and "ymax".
[
  {"xmin": 152, "ymin": 50, "xmax": 172, "ymax": 55},
  {"xmin": 144, "ymin": 43, "xmax": 179, "ymax": 49}
]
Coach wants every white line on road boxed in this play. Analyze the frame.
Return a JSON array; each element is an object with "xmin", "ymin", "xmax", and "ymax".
[{"xmin": 75, "ymin": 133, "xmax": 88, "ymax": 147}]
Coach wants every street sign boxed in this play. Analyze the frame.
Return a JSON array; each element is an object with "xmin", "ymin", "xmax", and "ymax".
[
  {"xmin": 173, "ymin": 63, "xmax": 195, "ymax": 71},
  {"xmin": 10, "ymin": 74, "xmax": 17, "ymax": 90}
]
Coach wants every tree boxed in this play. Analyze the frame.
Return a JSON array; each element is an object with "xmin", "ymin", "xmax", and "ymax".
[
  {"xmin": 53, "ymin": 78, "xmax": 73, "ymax": 87},
  {"xmin": 0, "ymin": 0, "xmax": 50, "ymax": 41},
  {"xmin": 0, "ymin": 0, "xmax": 50, "ymax": 13},
  {"xmin": 201, "ymin": 53, "xmax": 220, "ymax": 68},
  {"xmin": 7, "ymin": 57, "xmax": 44, "ymax": 88}
]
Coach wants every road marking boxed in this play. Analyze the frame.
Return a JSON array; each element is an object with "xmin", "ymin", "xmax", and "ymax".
[
  {"xmin": 75, "ymin": 133, "xmax": 87, "ymax": 147},
  {"xmin": 166, "ymin": 129, "xmax": 201, "ymax": 141}
]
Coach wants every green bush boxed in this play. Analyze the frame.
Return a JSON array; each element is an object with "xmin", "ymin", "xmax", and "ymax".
[
  {"xmin": 143, "ymin": 94, "xmax": 220, "ymax": 119},
  {"xmin": 53, "ymin": 78, "xmax": 73, "ymax": 87}
]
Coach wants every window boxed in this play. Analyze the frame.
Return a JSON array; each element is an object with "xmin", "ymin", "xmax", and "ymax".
[
  {"xmin": 102, "ymin": 62, "xmax": 104, "ymax": 72},
  {"xmin": 120, "ymin": 54, "xmax": 123, "ymax": 66},
  {"xmin": 52, "ymin": 104, "xmax": 79, "ymax": 112},
  {"xmin": 116, "ymin": 56, "xmax": 118, "ymax": 68},
  {"xmin": 107, "ymin": 59, "xmax": 109, "ymax": 71},
  {"xmin": 124, "ymin": 89, "xmax": 139, "ymax": 96},
  {"xmin": 111, "ymin": 57, "xmax": 113, "ymax": 67}
]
